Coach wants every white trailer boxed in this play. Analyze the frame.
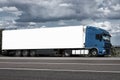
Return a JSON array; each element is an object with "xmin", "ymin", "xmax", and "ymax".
[
  {"xmin": 1, "ymin": 26, "xmax": 88, "ymax": 56},
  {"xmin": 1, "ymin": 25, "xmax": 111, "ymax": 57},
  {"xmin": 2, "ymin": 26, "xmax": 85, "ymax": 50}
]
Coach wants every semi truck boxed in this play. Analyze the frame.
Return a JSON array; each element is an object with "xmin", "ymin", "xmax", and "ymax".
[{"xmin": 0, "ymin": 25, "xmax": 111, "ymax": 57}]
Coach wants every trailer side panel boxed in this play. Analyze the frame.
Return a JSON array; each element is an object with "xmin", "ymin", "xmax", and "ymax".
[{"xmin": 2, "ymin": 26, "xmax": 85, "ymax": 50}]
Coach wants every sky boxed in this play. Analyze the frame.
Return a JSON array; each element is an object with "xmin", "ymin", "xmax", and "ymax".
[{"xmin": 0, "ymin": 0, "xmax": 120, "ymax": 45}]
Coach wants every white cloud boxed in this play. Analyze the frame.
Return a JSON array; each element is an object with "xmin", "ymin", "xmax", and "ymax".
[
  {"xmin": 0, "ymin": 8, "xmax": 3, "ymax": 12},
  {"xmin": 29, "ymin": 22, "xmax": 36, "ymax": 26},
  {"xmin": 0, "ymin": 6, "xmax": 22, "ymax": 29},
  {"xmin": 59, "ymin": 3, "xmax": 72, "ymax": 7},
  {"xmin": 97, "ymin": 7, "xmax": 111, "ymax": 16},
  {"xmin": 0, "ymin": 6, "xmax": 18, "ymax": 12},
  {"xmin": 0, "ymin": 6, "xmax": 22, "ymax": 16},
  {"xmin": 0, "ymin": 20, "xmax": 17, "ymax": 29},
  {"xmin": 111, "ymin": 4, "xmax": 120, "ymax": 11},
  {"xmin": 0, "ymin": 22, "xmax": 3, "ymax": 27},
  {"xmin": 58, "ymin": 20, "xmax": 67, "ymax": 26},
  {"xmin": 91, "ymin": 21, "xmax": 112, "ymax": 31}
]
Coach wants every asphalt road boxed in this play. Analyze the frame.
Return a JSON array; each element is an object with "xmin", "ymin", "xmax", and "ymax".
[{"xmin": 0, "ymin": 57, "xmax": 120, "ymax": 80}]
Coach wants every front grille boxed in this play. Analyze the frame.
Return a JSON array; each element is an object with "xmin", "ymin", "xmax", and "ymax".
[
  {"xmin": 106, "ymin": 49, "xmax": 110, "ymax": 54},
  {"xmin": 104, "ymin": 43, "xmax": 111, "ymax": 54},
  {"xmin": 104, "ymin": 43, "xmax": 111, "ymax": 48}
]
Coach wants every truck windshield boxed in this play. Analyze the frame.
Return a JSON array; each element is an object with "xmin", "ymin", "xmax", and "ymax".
[{"xmin": 102, "ymin": 35, "xmax": 110, "ymax": 41}]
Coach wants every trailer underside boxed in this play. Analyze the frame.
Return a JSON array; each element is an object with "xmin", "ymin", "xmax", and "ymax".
[{"xmin": 1, "ymin": 48, "xmax": 90, "ymax": 57}]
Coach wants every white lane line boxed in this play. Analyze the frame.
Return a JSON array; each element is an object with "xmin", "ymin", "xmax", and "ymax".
[
  {"xmin": 0, "ymin": 68, "xmax": 120, "ymax": 73},
  {"xmin": 0, "ymin": 62, "xmax": 120, "ymax": 65}
]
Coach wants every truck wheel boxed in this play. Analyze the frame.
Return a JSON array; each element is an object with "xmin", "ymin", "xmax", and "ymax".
[
  {"xmin": 89, "ymin": 49, "xmax": 98, "ymax": 57},
  {"xmin": 62, "ymin": 52, "xmax": 70, "ymax": 57},
  {"xmin": 15, "ymin": 50, "xmax": 21, "ymax": 57},
  {"xmin": 22, "ymin": 50, "xmax": 29, "ymax": 57},
  {"xmin": 30, "ymin": 50, "xmax": 36, "ymax": 57},
  {"xmin": 1, "ymin": 50, "xmax": 8, "ymax": 56}
]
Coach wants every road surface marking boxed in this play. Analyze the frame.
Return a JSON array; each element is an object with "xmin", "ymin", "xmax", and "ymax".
[
  {"xmin": 0, "ymin": 68, "xmax": 120, "ymax": 73},
  {"xmin": 0, "ymin": 62, "xmax": 120, "ymax": 65}
]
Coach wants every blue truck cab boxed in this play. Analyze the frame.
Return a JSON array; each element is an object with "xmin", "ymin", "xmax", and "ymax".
[{"xmin": 85, "ymin": 26, "xmax": 111, "ymax": 56}]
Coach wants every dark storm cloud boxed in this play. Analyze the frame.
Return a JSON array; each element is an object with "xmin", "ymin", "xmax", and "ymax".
[
  {"xmin": 0, "ymin": 0, "xmax": 100, "ymax": 22},
  {"xmin": 0, "ymin": 0, "xmax": 120, "ymax": 22},
  {"xmin": 15, "ymin": 0, "xmax": 97, "ymax": 22}
]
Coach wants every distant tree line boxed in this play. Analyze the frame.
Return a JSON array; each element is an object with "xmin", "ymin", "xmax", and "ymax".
[{"xmin": 111, "ymin": 46, "xmax": 120, "ymax": 57}]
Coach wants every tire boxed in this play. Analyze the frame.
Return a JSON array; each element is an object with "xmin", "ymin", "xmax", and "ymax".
[
  {"xmin": 15, "ymin": 50, "xmax": 21, "ymax": 57},
  {"xmin": 22, "ymin": 50, "xmax": 29, "ymax": 57},
  {"xmin": 29, "ymin": 50, "xmax": 36, "ymax": 57},
  {"xmin": 62, "ymin": 51, "xmax": 70, "ymax": 57},
  {"xmin": 1, "ymin": 50, "xmax": 8, "ymax": 56},
  {"xmin": 89, "ymin": 49, "xmax": 98, "ymax": 57}
]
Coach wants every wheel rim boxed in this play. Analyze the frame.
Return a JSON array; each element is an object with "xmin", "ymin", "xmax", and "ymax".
[
  {"xmin": 22, "ymin": 50, "xmax": 29, "ymax": 57},
  {"xmin": 15, "ymin": 51, "xmax": 21, "ymax": 57},
  {"xmin": 30, "ymin": 51, "xmax": 36, "ymax": 57},
  {"xmin": 92, "ymin": 51, "xmax": 97, "ymax": 56},
  {"xmin": 63, "ymin": 52, "xmax": 70, "ymax": 57},
  {"xmin": 91, "ymin": 49, "xmax": 98, "ymax": 57}
]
